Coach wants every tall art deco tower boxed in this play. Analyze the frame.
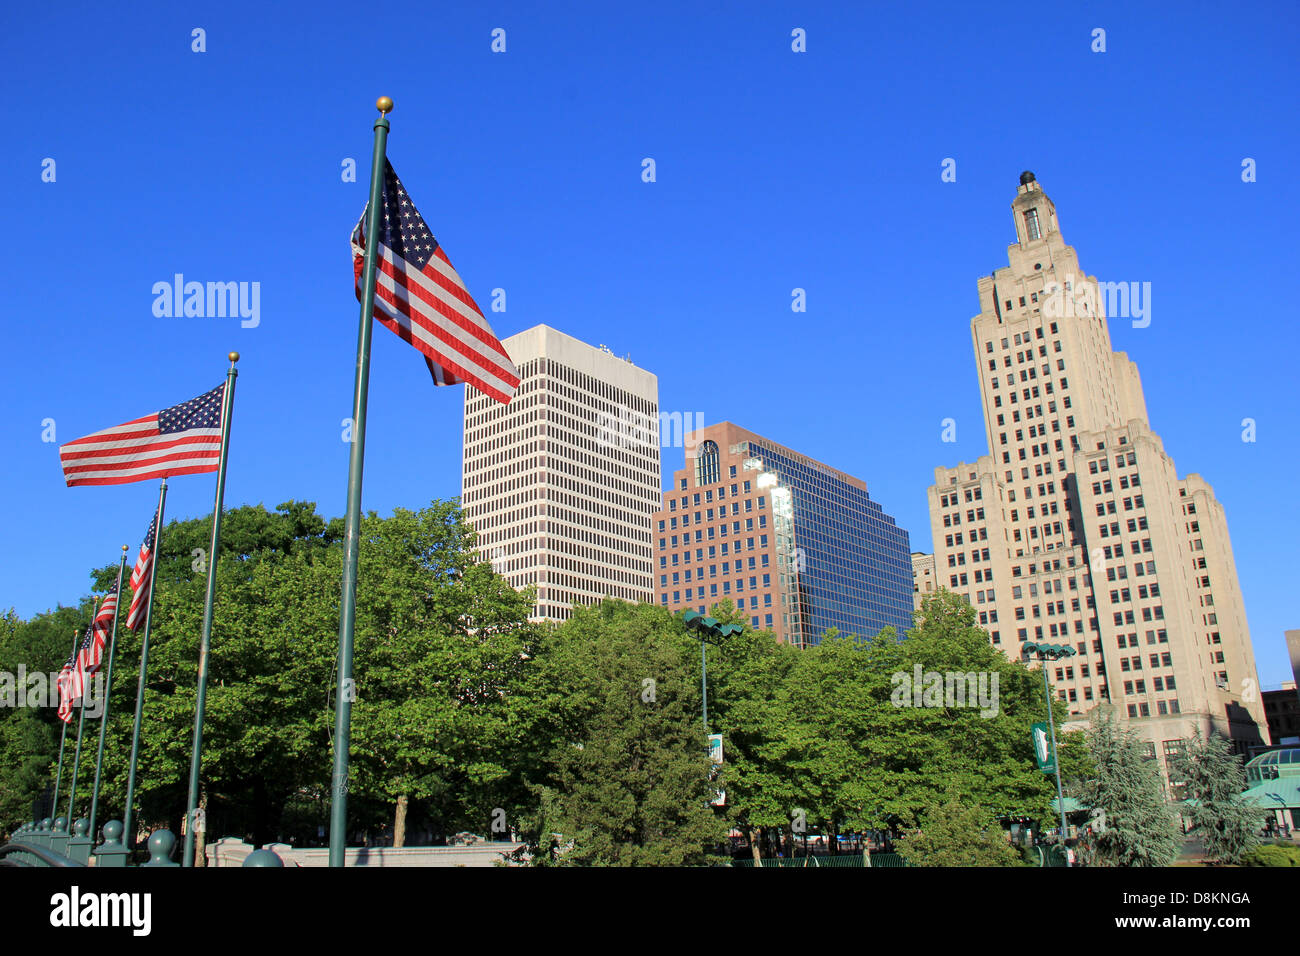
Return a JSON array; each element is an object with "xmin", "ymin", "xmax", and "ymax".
[{"xmin": 927, "ymin": 172, "xmax": 1266, "ymax": 774}]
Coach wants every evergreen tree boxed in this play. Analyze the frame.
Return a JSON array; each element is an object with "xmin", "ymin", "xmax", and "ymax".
[
  {"xmin": 1169, "ymin": 733, "xmax": 1263, "ymax": 864},
  {"xmin": 1077, "ymin": 707, "xmax": 1180, "ymax": 866}
]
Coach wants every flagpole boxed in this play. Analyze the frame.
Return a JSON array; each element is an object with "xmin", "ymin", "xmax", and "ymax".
[
  {"xmin": 123, "ymin": 479, "xmax": 167, "ymax": 850},
  {"xmin": 88, "ymin": 545, "xmax": 128, "ymax": 845},
  {"xmin": 329, "ymin": 96, "xmax": 392, "ymax": 868},
  {"xmin": 181, "ymin": 353, "xmax": 240, "ymax": 868},
  {"xmin": 49, "ymin": 626, "xmax": 81, "ymax": 826},
  {"xmin": 65, "ymin": 597, "xmax": 99, "ymax": 828}
]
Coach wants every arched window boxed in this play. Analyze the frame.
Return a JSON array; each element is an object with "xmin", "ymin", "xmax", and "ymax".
[
  {"xmin": 695, "ymin": 440, "xmax": 720, "ymax": 486},
  {"xmin": 1023, "ymin": 208, "xmax": 1041, "ymax": 241}
]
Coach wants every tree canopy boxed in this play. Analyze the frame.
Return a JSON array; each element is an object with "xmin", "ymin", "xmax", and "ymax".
[
  {"xmin": 6, "ymin": 522, "xmax": 1212, "ymax": 871},
  {"xmin": 709, "ymin": 591, "xmax": 1075, "ymax": 859}
]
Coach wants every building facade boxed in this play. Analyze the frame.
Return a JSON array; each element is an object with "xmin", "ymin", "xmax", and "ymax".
[
  {"xmin": 912, "ymin": 552, "xmax": 937, "ymax": 612},
  {"xmin": 654, "ymin": 422, "xmax": 912, "ymax": 646},
  {"xmin": 927, "ymin": 172, "xmax": 1266, "ymax": 759},
  {"xmin": 461, "ymin": 324, "xmax": 660, "ymax": 622},
  {"xmin": 1262, "ymin": 682, "xmax": 1300, "ymax": 747}
]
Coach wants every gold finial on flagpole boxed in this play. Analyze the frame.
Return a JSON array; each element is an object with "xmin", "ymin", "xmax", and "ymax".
[
  {"xmin": 376, "ymin": 96, "xmax": 394, "ymax": 115},
  {"xmin": 228, "ymin": 352, "xmax": 239, "ymax": 365}
]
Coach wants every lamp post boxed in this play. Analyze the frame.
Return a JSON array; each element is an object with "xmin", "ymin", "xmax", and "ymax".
[
  {"xmin": 680, "ymin": 610, "xmax": 741, "ymax": 732},
  {"xmin": 1023, "ymin": 640, "xmax": 1076, "ymax": 865}
]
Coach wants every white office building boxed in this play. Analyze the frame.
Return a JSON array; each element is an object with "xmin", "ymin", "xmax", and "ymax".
[{"xmin": 461, "ymin": 324, "xmax": 660, "ymax": 621}]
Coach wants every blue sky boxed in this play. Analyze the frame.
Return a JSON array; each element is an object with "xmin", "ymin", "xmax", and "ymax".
[{"xmin": 2, "ymin": 1, "xmax": 1297, "ymax": 684}]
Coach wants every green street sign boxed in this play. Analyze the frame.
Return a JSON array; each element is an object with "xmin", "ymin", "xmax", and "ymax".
[
  {"xmin": 1031, "ymin": 722, "xmax": 1056, "ymax": 774},
  {"xmin": 708, "ymin": 734, "xmax": 725, "ymax": 806}
]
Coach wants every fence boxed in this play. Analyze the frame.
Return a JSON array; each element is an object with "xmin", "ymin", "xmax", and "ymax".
[
  {"xmin": 2, "ymin": 818, "xmax": 281, "ymax": 867},
  {"xmin": 732, "ymin": 853, "xmax": 908, "ymax": 867}
]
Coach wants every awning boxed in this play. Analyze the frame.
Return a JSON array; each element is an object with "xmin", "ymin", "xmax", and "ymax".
[
  {"xmin": 1237, "ymin": 777, "xmax": 1300, "ymax": 810},
  {"xmin": 1049, "ymin": 797, "xmax": 1088, "ymax": 814}
]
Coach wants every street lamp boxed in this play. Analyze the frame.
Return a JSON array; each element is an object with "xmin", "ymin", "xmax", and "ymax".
[
  {"xmin": 1023, "ymin": 640, "xmax": 1077, "ymax": 865},
  {"xmin": 680, "ymin": 610, "xmax": 742, "ymax": 732}
]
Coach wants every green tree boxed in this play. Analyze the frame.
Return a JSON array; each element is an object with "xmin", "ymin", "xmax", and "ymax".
[
  {"xmin": 348, "ymin": 502, "xmax": 541, "ymax": 844},
  {"xmin": 522, "ymin": 600, "xmax": 727, "ymax": 866},
  {"xmin": 712, "ymin": 591, "xmax": 1064, "ymax": 860},
  {"xmin": 0, "ymin": 603, "xmax": 96, "ymax": 829},
  {"xmin": 4, "ymin": 498, "xmax": 538, "ymax": 852},
  {"xmin": 1169, "ymin": 733, "xmax": 1263, "ymax": 864},
  {"xmin": 896, "ymin": 793, "xmax": 1026, "ymax": 866},
  {"xmin": 1077, "ymin": 707, "xmax": 1180, "ymax": 867},
  {"xmin": 695, "ymin": 601, "xmax": 798, "ymax": 862},
  {"xmin": 99, "ymin": 501, "xmax": 346, "ymax": 845}
]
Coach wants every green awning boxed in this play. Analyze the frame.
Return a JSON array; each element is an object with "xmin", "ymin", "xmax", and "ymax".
[
  {"xmin": 1049, "ymin": 797, "xmax": 1087, "ymax": 814},
  {"xmin": 1237, "ymin": 777, "xmax": 1300, "ymax": 810}
]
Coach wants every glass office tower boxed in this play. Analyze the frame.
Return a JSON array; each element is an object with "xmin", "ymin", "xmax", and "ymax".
[{"xmin": 654, "ymin": 422, "xmax": 912, "ymax": 647}]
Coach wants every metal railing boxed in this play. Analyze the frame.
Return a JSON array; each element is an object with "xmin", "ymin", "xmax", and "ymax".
[{"xmin": 4, "ymin": 819, "xmax": 284, "ymax": 868}]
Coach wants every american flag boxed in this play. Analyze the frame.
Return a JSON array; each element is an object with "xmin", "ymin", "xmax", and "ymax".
[
  {"xmin": 74, "ymin": 586, "xmax": 119, "ymax": 692},
  {"xmin": 55, "ymin": 589, "xmax": 116, "ymax": 723},
  {"xmin": 351, "ymin": 160, "xmax": 519, "ymax": 404},
  {"xmin": 55, "ymin": 626, "xmax": 90, "ymax": 724},
  {"xmin": 59, "ymin": 385, "xmax": 225, "ymax": 487},
  {"xmin": 127, "ymin": 507, "xmax": 160, "ymax": 631}
]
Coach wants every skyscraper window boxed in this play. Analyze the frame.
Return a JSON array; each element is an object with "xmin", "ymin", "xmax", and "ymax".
[
  {"xmin": 1024, "ymin": 208, "xmax": 1041, "ymax": 240},
  {"xmin": 696, "ymin": 440, "xmax": 720, "ymax": 486}
]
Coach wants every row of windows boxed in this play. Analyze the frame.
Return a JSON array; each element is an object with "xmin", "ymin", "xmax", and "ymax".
[
  {"xmin": 529, "ymin": 573, "xmax": 651, "ymax": 604},
  {"xmin": 677, "ymin": 462, "xmax": 741, "ymax": 491},
  {"xmin": 1095, "ymin": 494, "xmax": 1146, "ymax": 516},
  {"xmin": 662, "ymin": 514, "xmax": 769, "ymax": 534},
  {"xmin": 662, "ymin": 548, "xmax": 770, "ymax": 569},
  {"xmin": 943, "ymin": 528, "xmax": 990, "ymax": 549},
  {"xmin": 1055, "ymin": 665, "xmax": 1094, "ymax": 680},
  {"xmin": 939, "ymin": 487, "xmax": 983, "ymax": 507},
  {"xmin": 985, "ymin": 326, "xmax": 1050, "ymax": 354},
  {"xmin": 664, "ymin": 569, "xmax": 773, "ymax": 587},
  {"xmin": 947, "ymin": 546, "xmax": 992, "ymax": 568},
  {"xmin": 999, "ymin": 420, "xmax": 1062, "ymax": 447},
  {"xmin": 667, "ymin": 482, "xmax": 753, "ymax": 510},
  {"xmin": 661, "ymin": 496, "xmax": 766, "ymax": 526},
  {"xmin": 990, "ymin": 382, "xmax": 1071, "ymax": 412},
  {"xmin": 661, "ymin": 533, "xmax": 770, "ymax": 552},
  {"xmin": 1112, "ymin": 605, "xmax": 1165, "ymax": 626},
  {"xmin": 658, "ymin": 593, "xmax": 777, "ymax": 631},
  {"xmin": 1128, "ymin": 700, "xmax": 1180, "ymax": 718},
  {"xmin": 1108, "ymin": 583, "xmax": 1162, "ymax": 601},
  {"xmin": 1009, "ymin": 500, "xmax": 1061, "ymax": 522},
  {"xmin": 662, "ymin": 583, "xmax": 775, "ymax": 606},
  {"xmin": 1090, "ymin": 472, "xmax": 1143, "ymax": 495},
  {"xmin": 1012, "ymin": 578, "xmax": 1077, "ymax": 598},
  {"xmin": 1117, "ymin": 629, "xmax": 1170, "ymax": 647},
  {"xmin": 995, "ymin": 405, "xmax": 1067, "ymax": 431}
]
